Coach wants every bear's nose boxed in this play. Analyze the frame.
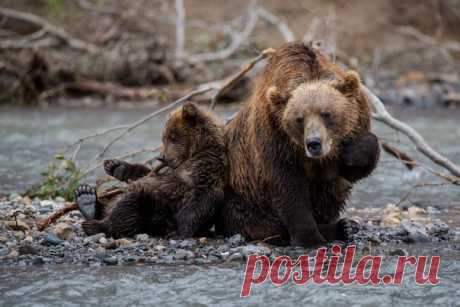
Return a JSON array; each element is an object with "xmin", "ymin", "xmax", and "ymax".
[{"xmin": 306, "ymin": 138, "xmax": 322, "ymax": 156}]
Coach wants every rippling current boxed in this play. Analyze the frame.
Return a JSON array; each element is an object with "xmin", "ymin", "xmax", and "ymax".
[{"xmin": 0, "ymin": 105, "xmax": 459, "ymax": 306}]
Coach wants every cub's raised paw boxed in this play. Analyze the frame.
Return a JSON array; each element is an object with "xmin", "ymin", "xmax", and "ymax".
[
  {"xmin": 75, "ymin": 184, "xmax": 97, "ymax": 220},
  {"xmin": 337, "ymin": 218, "xmax": 361, "ymax": 241},
  {"xmin": 103, "ymin": 159, "xmax": 126, "ymax": 180}
]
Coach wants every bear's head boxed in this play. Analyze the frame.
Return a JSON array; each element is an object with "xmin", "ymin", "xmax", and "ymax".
[
  {"xmin": 160, "ymin": 102, "xmax": 223, "ymax": 168},
  {"xmin": 267, "ymin": 71, "xmax": 364, "ymax": 159}
]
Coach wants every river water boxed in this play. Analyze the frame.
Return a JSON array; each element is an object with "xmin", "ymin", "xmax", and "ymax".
[{"xmin": 0, "ymin": 105, "xmax": 459, "ymax": 306}]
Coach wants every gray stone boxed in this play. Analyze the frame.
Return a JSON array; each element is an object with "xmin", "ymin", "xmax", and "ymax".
[
  {"xmin": 135, "ymin": 234, "xmax": 150, "ymax": 242},
  {"xmin": 174, "ymin": 249, "xmax": 194, "ymax": 260},
  {"xmin": 242, "ymin": 244, "xmax": 272, "ymax": 256},
  {"xmin": 103, "ymin": 256, "xmax": 118, "ymax": 265},
  {"xmin": 42, "ymin": 233, "xmax": 63, "ymax": 246},
  {"xmin": 400, "ymin": 219, "xmax": 430, "ymax": 243}
]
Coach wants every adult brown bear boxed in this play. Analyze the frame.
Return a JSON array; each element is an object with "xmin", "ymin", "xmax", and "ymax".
[{"xmin": 216, "ymin": 42, "xmax": 380, "ymax": 247}]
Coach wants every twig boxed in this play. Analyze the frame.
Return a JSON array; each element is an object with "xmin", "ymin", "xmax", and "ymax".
[
  {"xmin": 0, "ymin": 6, "xmax": 98, "ymax": 53},
  {"xmin": 381, "ymin": 141, "xmax": 416, "ymax": 170},
  {"xmin": 36, "ymin": 188, "xmax": 124, "ymax": 231},
  {"xmin": 187, "ymin": 0, "xmax": 258, "ymax": 63},
  {"xmin": 257, "ymin": 7, "xmax": 295, "ymax": 42},
  {"xmin": 364, "ymin": 85, "xmax": 460, "ymax": 178},
  {"xmin": 96, "ymin": 87, "xmax": 217, "ymax": 160},
  {"xmin": 210, "ymin": 47, "xmax": 275, "ymax": 109}
]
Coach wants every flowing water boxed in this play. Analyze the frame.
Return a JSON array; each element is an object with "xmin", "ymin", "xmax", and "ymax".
[{"xmin": 0, "ymin": 104, "xmax": 459, "ymax": 306}]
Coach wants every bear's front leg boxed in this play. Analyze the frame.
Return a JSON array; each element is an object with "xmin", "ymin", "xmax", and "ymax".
[
  {"xmin": 277, "ymin": 196, "xmax": 326, "ymax": 247},
  {"xmin": 338, "ymin": 132, "xmax": 380, "ymax": 183},
  {"xmin": 318, "ymin": 218, "xmax": 361, "ymax": 242},
  {"xmin": 103, "ymin": 159, "xmax": 151, "ymax": 183}
]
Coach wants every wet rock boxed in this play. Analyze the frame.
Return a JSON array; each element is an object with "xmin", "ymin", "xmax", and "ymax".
[
  {"xmin": 116, "ymin": 238, "xmax": 134, "ymax": 247},
  {"xmin": 83, "ymin": 233, "xmax": 105, "ymax": 245},
  {"xmin": 179, "ymin": 239, "xmax": 196, "ymax": 248},
  {"xmin": 52, "ymin": 223, "xmax": 74, "ymax": 240},
  {"xmin": 198, "ymin": 237, "xmax": 208, "ymax": 244},
  {"xmin": 407, "ymin": 206, "xmax": 428, "ymax": 221},
  {"xmin": 154, "ymin": 245, "xmax": 166, "ymax": 251},
  {"xmin": 5, "ymin": 220, "xmax": 30, "ymax": 232},
  {"xmin": 400, "ymin": 219, "xmax": 430, "ymax": 243},
  {"xmin": 227, "ymin": 253, "xmax": 244, "ymax": 262},
  {"xmin": 242, "ymin": 244, "xmax": 272, "ymax": 256},
  {"xmin": 123, "ymin": 256, "xmax": 137, "ymax": 263},
  {"xmin": 135, "ymin": 234, "xmax": 150, "ymax": 242},
  {"xmin": 174, "ymin": 249, "xmax": 194, "ymax": 260},
  {"xmin": 103, "ymin": 256, "xmax": 118, "ymax": 265},
  {"xmin": 99, "ymin": 237, "xmax": 108, "ymax": 244},
  {"xmin": 389, "ymin": 248, "xmax": 408, "ymax": 256},
  {"xmin": 18, "ymin": 242, "xmax": 38, "ymax": 255},
  {"xmin": 42, "ymin": 233, "xmax": 63, "ymax": 246},
  {"xmin": 0, "ymin": 247, "xmax": 10, "ymax": 257},
  {"xmin": 428, "ymin": 221, "xmax": 450, "ymax": 236},
  {"xmin": 6, "ymin": 249, "xmax": 18, "ymax": 259},
  {"xmin": 32, "ymin": 256, "xmax": 45, "ymax": 265},
  {"xmin": 227, "ymin": 234, "xmax": 244, "ymax": 246}
]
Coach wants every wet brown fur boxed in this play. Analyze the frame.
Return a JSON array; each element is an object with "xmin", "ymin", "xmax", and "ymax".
[
  {"xmin": 216, "ymin": 42, "xmax": 379, "ymax": 246},
  {"xmin": 83, "ymin": 103, "xmax": 228, "ymax": 239}
]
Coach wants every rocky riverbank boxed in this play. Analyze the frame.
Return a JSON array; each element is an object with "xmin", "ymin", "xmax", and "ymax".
[{"xmin": 0, "ymin": 194, "xmax": 459, "ymax": 267}]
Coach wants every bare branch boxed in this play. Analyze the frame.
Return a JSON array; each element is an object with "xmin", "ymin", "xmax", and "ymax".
[
  {"xmin": 0, "ymin": 6, "xmax": 98, "ymax": 53},
  {"xmin": 97, "ymin": 87, "xmax": 218, "ymax": 159},
  {"xmin": 364, "ymin": 85, "xmax": 460, "ymax": 178},
  {"xmin": 257, "ymin": 7, "xmax": 295, "ymax": 42},
  {"xmin": 187, "ymin": 0, "xmax": 258, "ymax": 63},
  {"xmin": 210, "ymin": 47, "xmax": 275, "ymax": 109}
]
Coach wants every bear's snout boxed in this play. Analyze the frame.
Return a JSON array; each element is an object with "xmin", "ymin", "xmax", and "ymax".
[{"xmin": 306, "ymin": 137, "xmax": 322, "ymax": 157}]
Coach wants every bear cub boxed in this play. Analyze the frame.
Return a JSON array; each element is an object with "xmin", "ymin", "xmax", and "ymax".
[{"xmin": 75, "ymin": 102, "xmax": 227, "ymax": 239}]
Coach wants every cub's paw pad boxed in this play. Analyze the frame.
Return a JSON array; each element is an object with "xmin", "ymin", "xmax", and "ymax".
[
  {"xmin": 103, "ymin": 159, "xmax": 124, "ymax": 177},
  {"xmin": 82, "ymin": 220, "xmax": 106, "ymax": 236},
  {"xmin": 75, "ymin": 184, "xmax": 97, "ymax": 220},
  {"xmin": 337, "ymin": 218, "xmax": 361, "ymax": 241}
]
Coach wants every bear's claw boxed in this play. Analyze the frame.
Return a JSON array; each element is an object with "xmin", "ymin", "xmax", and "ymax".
[
  {"xmin": 75, "ymin": 184, "xmax": 97, "ymax": 220},
  {"xmin": 103, "ymin": 159, "xmax": 129, "ymax": 182}
]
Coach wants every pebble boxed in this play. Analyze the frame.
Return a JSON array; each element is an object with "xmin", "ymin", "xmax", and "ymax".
[
  {"xmin": 32, "ymin": 256, "xmax": 45, "ymax": 265},
  {"xmin": 227, "ymin": 234, "xmax": 244, "ymax": 246},
  {"xmin": 52, "ymin": 223, "xmax": 74, "ymax": 240},
  {"xmin": 242, "ymin": 244, "xmax": 272, "ymax": 256},
  {"xmin": 174, "ymin": 249, "xmax": 194, "ymax": 260},
  {"xmin": 18, "ymin": 242, "xmax": 38, "ymax": 255},
  {"xmin": 103, "ymin": 256, "xmax": 118, "ymax": 265},
  {"xmin": 0, "ymin": 247, "xmax": 10, "ymax": 257},
  {"xmin": 135, "ymin": 234, "xmax": 150, "ymax": 242},
  {"xmin": 43, "ymin": 233, "xmax": 63, "ymax": 246},
  {"xmin": 84, "ymin": 233, "xmax": 106, "ymax": 245},
  {"xmin": 428, "ymin": 221, "xmax": 450, "ymax": 236},
  {"xmin": 389, "ymin": 248, "xmax": 408, "ymax": 256},
  {"xmin": 179, "ymin": 239, "xmax": 196, "ymax": 248}
]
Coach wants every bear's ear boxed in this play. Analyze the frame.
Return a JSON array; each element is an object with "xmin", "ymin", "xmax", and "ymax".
[
  {"xmin": 333, "ymin": 70, "xmax": 361, "ymax": 97},
  {"xmin": 266, "ymin": 86, "xmax": 290, "ymax": 105},
  {"xmin": 182, "ymin": 102, "xmax": 200, "ymax": 126}
]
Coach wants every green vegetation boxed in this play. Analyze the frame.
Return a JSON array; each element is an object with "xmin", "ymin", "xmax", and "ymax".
[{"xmin": 26, "ymin": 155, "xmax": 83, "ymax": 201}]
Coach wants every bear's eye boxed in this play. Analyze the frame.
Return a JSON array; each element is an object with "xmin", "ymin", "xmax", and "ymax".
[
  {"xmin": 320, "ymin": 111, "xmax": 331, "ymax": 121},
  {"xmin": 295, "ymin": 116, "xmax": 303, "ymax": 125}
]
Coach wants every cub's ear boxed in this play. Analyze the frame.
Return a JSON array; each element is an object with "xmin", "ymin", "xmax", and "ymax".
[
  {"xmin": 182, "ymin": 102, "xmax": 200, "ymax": 126},
  {"xmin": 266, "ymin": 86, "xmax": 290, "ymax": 105},
  {"xmin": 333, "ymin": 70, "xmax": 361, "ymax": 97}
]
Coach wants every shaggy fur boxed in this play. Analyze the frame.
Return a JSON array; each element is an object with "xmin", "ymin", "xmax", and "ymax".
[
  {"xmin": 80, "ymin": 102, "xmax": 227, "ymax": 239},
  {"xmin": 216, "ymin": 42, "xmax": 380, "ymax": 247}
]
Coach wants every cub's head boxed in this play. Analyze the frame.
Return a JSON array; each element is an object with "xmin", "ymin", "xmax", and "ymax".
[
  {"xmin": 267, "ymin": 71, "xmax": 363, "ymax": 159},
  {"xmin": 160, "ymin": 102, "xmax": 223, "ymax": 168}
]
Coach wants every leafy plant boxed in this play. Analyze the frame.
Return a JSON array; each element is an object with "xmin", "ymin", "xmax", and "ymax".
[
  {"xmin": 45, "ymin": 0, "xmax": 64, "ymax": 16},
  {"xmin": 27, "ymin": 155, "xmax": 83, "ymax": 201}
]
